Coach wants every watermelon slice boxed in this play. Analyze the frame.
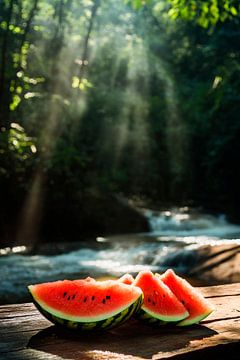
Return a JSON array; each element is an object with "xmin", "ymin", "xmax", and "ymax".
[
  {"xmin": 118, "ymin": 273, "xmax": 134, "ymax": 285},
  {"xmin": 159, "ymin": 269, "xmax": 214, "ymax": 326},
  {"xmin": 133, "ymin": 271, "xmax": 189, "ymax": 325},
  {"xmin": 28, "ymin": 278, "xmax": 143, "ymax": 331}
]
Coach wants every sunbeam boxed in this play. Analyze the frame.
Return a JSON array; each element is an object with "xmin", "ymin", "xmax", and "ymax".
[
  {"xmin": 154, "ymin": 57, "xmax": 188, "ymax": 199},
  {"xmin": 1, "ymin": 0, "xmax": 239, "ymax": 251},
  {"xmin": 16, "ymin": 169, "xmax": 44, "ymax": 247},
  {"xmin": 114, "ymin": 35, "xmax": 150, "ymax": 164}
]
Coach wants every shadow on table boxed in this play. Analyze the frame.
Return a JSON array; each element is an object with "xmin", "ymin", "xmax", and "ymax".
[{"xmin": 28, "ymin": 319, "xmax": 218, "ymax": 359}]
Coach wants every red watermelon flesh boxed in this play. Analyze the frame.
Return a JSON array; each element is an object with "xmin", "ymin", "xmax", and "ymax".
[
  {"xmin": 118, "ymin": 273, "xmax": 134, "ymax": 285},
  {"xmin": 160, "ymin": 269, "xmax": 214, "ymax": 326},
  {"xmin": 133, "ymin": 271, "xmax": 189, "ymax": 322},
  {"xmin": 29, "ymin": 278, "xmax": 142, "ymax": 323}
]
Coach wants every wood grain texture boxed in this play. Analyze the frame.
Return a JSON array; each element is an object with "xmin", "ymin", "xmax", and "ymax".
[
  {"xmin": 199, "ymin": 283, "xmax": 240, "ymax": 297},
  {"xmin": 0, "ymin": 283, "xmax": 239, "ymax": 360}
]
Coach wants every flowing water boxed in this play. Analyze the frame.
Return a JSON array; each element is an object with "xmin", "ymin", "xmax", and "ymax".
[{"xmin": 1, "ymin": 207, "xmax": 240, "ymax": 304}]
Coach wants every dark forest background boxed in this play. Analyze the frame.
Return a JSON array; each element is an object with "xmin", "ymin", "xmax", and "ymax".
[{"xmin": 0, "ymin": 0, "xmax": 240, "ymax": 246}]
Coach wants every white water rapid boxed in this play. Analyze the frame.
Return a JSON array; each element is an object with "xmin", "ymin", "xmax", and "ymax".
[{"xmin": 0, "ymin": 207, "xmax": 240, "ymax": 304}]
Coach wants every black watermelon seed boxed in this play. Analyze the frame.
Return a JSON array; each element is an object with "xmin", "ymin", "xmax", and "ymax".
[
  {"xmin": 67, "ymin": 296, "xmax": 71, "ymax": 301},
  {"xmin": 148, "ymin": 298, "xmax": 151, "ymax": 303},
  {"xmin": 152, "ymin": 301, "xmax": 156, "ymax": 305},
  {"xmin": 106, "ymin": 295, "xmax": 111, "ymax": 300},
  {"xmin": 102, "ymin": 299, "xmax": 106, "ymax": 304},
  {"xmin": 83, "ymin": 297, "xmax": 87, "ymax": 303},
  {"xmin": 92, "ymin": 296, "xmax": 95, "ymax": 301},
  {"xmin": 63, "ymin": 292, "xmax": 67, "ymax": 298},
  {"xmin": 181, "ymin": 300, "xmax": 185, "ymax": 305},
  {"xmin": 72, "ymin": 294, "xmax": 76, "ymax": 300}
]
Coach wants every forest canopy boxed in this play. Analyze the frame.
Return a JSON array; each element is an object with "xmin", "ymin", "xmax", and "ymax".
[
  {"xmin": 127, "ymin": 0, "xmax": 240, "ymax": 27},
  {"xmin": 0, "ymin": 0, "xmax": 240, "ymax": 244}
]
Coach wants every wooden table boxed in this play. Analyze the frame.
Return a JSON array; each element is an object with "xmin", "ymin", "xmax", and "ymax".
[{"xmin": 0, "ymin": 283, "xmax": 239, "ymax": 359}]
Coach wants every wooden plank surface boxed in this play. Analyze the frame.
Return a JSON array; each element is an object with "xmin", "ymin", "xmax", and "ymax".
[{"xmin": 0, "ymin": 283, "xmax": 239, "ymax": 360}]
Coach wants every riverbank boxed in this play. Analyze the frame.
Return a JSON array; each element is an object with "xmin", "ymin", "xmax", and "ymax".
[{"xmin": 190, "ymin": 244, "xmax": 240, "ymax": 285}]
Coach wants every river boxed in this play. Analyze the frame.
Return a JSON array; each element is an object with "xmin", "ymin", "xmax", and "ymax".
[{"xmin": 0, "ymin": 207, "xmax": 240, "ymax": 304}]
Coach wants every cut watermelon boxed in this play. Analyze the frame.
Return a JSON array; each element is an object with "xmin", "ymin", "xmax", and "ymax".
[
  {"xmin": 118, "ymin": 273, "xmax": 134, "ymax": 285},
  {"xmin": 159, "ymin": 269, "xmax": 214, "ymax": 326},
  {"xmin": 133, "ymin": 271, "xmax": 189, "ymax": 325},
  {"xmin": 28, "ymin": 278, "xmax": 143, "ymax": 331}
]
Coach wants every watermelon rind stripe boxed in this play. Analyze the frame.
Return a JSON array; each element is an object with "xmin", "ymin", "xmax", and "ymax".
[
  {"xmin": 31, "ymin": 294, "xmax": 143, "ymax": 331},
  {"xmin": 136, "ymin": 309, "xmax": 167, "ymax": 326}
]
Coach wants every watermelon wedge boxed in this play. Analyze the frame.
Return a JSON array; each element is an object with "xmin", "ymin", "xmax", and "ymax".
[
  {"xmin": 133, "ymin": 271, "xmax": 189, "ymax": 325},
  {"xmin": 28, "ymin": 278, "xmax": 143, "ymax": 331},
  {"xmin": 159, "ymin": 269, "xmax": 214, "ymax": 326},
  {"xmin": 118, "ymin": 273, "xmax": 134, "ymax": 285}
]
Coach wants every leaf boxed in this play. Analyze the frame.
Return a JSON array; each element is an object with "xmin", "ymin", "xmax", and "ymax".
[
  {"xmin": 72, "ymin": 76, "xmax": 80, "ymax": 88},
  {"xmin": 230, "ymin": 7, "xmax": 238, "ymax": 16}
]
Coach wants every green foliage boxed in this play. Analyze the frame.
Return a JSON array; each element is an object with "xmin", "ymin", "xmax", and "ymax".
[
  {"xmin": 167, "ymin": 0, "xmax": 240, "ymax": 27},
  {"xmin": 126, "ymin": 0, "xmax": 240, "ymax": 27},
  {"xmin": 0, "ymin": 123, "xmax": 37, "ymax": 193},
  {"xmin": 125, "ymin": 0, "xmax": 152, "ymax": 10},
  {"xmin": 1, "ymin": 0, "xmax": 240, "ymax": 243},
  {"xmin": 0, "ymin": 123, "xmax": 37, "ymax": 161},
  {"xmin": 8, "ymin": 123, "xmax": 37, "ymax": 156},
  {"xmin": 72, "ymin": 77, "xmax": 93, "ymax": 91}
]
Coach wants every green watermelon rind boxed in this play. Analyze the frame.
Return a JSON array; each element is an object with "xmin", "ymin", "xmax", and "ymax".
[
  {"xmin": 177, "ymin": 309, "xmax": 214, "ymax": 326},
  {"xmin": 29, "ymin": 286, "xmax": 143, "ymax": 331},
  {"xmin": 136, "ymin": 308, "xmax": 168, "ymax": 326},
  {"xmin": 135, "ymin": 303, "xmax": 189, "ymax": 327},
  {"xmin": 140, "ymin": 304, "xmax": 189, "ymax": 323}
]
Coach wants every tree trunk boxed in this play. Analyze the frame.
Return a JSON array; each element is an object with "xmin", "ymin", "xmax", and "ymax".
[
  {"xmin": 18, "ymin": 0, "xmax": 39, "ymax": 62},
  {"xmin": 0, "ymin": 0, "xmax": 14, "ymax": 129},
  {"xmin": 78, "ymin": 0, "xmax": 101, "ymax": 83}
]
